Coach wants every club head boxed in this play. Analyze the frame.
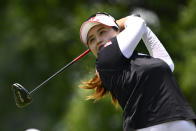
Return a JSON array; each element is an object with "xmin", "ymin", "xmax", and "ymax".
[{"xmin": 12, "ymin": 83, "xmax": 32, "ymax": 108}]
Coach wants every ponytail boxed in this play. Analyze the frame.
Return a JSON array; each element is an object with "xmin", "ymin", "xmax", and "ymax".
[{"xmin": 79, "ymin": 74, "xmax": 118, "ymax": 107}]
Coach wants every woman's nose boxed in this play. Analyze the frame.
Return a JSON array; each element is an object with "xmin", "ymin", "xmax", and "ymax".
[{"xmin": 96, "ymin": 37, "xmax": 103, "ymax": 45}]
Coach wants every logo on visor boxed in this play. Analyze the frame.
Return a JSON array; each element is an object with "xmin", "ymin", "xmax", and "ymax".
[{"xmin": 104, "ymin": 41, "xmax": 112, "ymax": 47}]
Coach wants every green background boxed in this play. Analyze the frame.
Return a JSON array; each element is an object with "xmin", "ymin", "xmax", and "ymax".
[{"xmin": 0, "ymin": 0, "xmax": 196, "ymax": 130}]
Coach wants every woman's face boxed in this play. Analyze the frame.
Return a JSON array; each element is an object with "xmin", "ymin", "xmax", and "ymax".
[{"xmin": 87, "ymin": 24, "xmax": 119, "ymax": 57}]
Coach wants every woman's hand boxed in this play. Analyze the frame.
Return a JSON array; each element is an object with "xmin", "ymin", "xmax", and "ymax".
[
  {"xmin": 116, "ymin": 17, "xmax": 128, "ymax": 31},
  {"xmin": 116, "ymin": 15, "xmax": 141, "ymax": 31}
]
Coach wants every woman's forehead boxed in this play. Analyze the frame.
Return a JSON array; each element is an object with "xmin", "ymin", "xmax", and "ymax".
[{"xmin": 87, "ymin": 24, "xmax": 110, "ymax": 37}]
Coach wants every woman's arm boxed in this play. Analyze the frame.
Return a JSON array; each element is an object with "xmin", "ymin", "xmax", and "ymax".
[
  {"xmin": 142, "ymin": 27, "xmax": 175, "ymax": 72},
  {"xmin": 116, "ymin": 15, "xmax": 174, "ymax": 72},
  {"xmin": 116, "ymin": 15, "xmax": 146, "ymax": 59}
]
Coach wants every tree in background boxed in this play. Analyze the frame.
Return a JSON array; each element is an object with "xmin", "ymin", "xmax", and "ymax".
[{"xmin": 177, "ymin": 0, "xmax": 196, "ymax": 110}]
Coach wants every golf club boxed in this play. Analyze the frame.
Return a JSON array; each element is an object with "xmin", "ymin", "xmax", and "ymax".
[{"xmin": 12, "ymin": 49, "xmax": 90, "ymax": 108}]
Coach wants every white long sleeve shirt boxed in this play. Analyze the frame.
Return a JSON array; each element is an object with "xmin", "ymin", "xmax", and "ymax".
[{"xmin": 116, "ymin": 15, "xmax": 174, "ymax": 72}]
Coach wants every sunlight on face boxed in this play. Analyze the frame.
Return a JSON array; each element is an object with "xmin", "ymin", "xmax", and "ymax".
[{"xmin": 87, "ymin": 24, "xmax": 119, "ymax": 57}]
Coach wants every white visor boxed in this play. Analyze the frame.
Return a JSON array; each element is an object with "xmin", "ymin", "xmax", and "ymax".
[{"xmin": 80, "ymin": 13, "xmax": 119, "ymax": 45}]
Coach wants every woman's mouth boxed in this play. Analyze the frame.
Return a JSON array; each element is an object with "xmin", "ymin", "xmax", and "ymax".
[{"xmin": 97, "ymin": 45, "xmax": 104, "ymax": 51}]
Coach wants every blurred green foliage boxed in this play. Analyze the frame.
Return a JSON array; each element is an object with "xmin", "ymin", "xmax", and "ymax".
[{"xmin": 0, "ymin": 0, "xmax": 195, "ymax": 130}]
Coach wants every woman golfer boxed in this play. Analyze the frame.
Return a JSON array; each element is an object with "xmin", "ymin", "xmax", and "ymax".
[{"xmin": 79, "ymin": 12, "xmax": 196, "ymax": 131}]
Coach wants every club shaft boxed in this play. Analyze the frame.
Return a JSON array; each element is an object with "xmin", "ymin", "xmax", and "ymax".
[{"xmin": 29, "ymin": 49, "xmax": 90, "ymax": 94}]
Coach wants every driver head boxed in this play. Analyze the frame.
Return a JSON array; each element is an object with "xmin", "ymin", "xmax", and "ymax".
[{"xmin": 12, "ymin": 83, "xmax": 32, "ymax": 108}]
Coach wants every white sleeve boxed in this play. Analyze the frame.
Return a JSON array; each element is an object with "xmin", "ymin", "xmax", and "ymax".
[
  {"xmin": 117, "ymin": 15, "xmax": 146, "ymax": 59},
  {"xmin": 142, "ymin": 27, "xmax": 175, "ymax": 72}
]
